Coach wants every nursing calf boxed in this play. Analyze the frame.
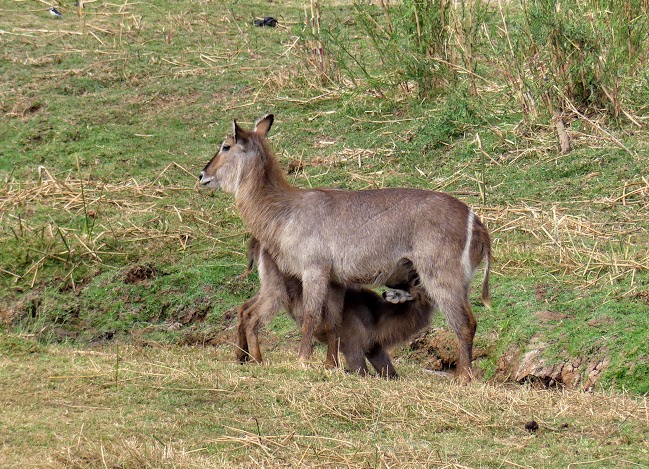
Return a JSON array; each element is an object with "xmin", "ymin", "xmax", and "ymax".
[{"xmin": 238, "ymin": 238, "xmax": 433, "ymax": 378}]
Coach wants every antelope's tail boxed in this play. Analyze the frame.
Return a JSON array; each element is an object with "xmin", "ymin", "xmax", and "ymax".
[{"xmin": 481, "ymin": 234, "xmax": 492, "ymax": 309}]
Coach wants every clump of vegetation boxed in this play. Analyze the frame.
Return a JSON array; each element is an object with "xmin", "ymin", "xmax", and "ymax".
[
  {"xmin": 509, "ymin": 0, "xmax": 648, "ymax": 121},
  {"xmin": 310, "ymin": 0, "xmax": 648, "ymax": 126}
]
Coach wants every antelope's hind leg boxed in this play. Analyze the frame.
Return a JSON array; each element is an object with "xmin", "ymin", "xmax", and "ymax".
[
  {"xmin": 415, "ymin": 268, "xmax": 476, "ymax": 383},
  {"xmin": 431, "ymin": 289, "xmax": 476, "ymax": 382},
  {"xmin": 242, "ymin": 296, "xmax": 265, "ymax": 364},
  {"xmin": 443, "ymin": 297, "xmax": 476, "ymax": 384},
  {"xmin": 454, "ymin": 298, "xmax": 477, "ymax": 383}
]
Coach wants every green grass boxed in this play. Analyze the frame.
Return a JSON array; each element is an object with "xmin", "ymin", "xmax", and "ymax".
[{"xmin": 0, "ymin": 0, "xmax": 648, "ymax": 464}]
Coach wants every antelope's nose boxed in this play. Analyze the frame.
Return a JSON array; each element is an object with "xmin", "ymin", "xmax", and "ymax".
[
  {"xmin": 199, "ymin": 171, "xmax": 210, "ymax": 185},
  {"xmin": 198, "ymin": 171, "xmax": 215, "ymax": 186}
]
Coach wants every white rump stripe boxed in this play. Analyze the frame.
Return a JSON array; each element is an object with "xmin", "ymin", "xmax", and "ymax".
[{"xmin": 461, "ymin": 210, "xmax": 475, "ymax": 279}]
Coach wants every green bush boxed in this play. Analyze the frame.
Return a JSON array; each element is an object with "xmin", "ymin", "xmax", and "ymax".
[
  {"xmin": 309, "ymin": 0, "xmax": 647, "ymax": 123},
  {"xmin": 510, "ymin": 0, "xmax": 648, "ymax": 120}
]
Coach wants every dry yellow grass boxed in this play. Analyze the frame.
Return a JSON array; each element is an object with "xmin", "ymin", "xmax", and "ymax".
[{"xmin": 1, "ymin": 338, "xmax": 646, "ymax": 468}]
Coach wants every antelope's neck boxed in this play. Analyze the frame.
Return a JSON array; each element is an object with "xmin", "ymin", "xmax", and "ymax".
[{"xmin": 235, "ymin": 175, "xmax": 297, "ymax": 250}]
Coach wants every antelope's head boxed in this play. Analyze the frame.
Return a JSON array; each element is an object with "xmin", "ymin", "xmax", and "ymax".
[{"xmin": 199, "ymin": 114, "xmax": 274, "ymax": 193}]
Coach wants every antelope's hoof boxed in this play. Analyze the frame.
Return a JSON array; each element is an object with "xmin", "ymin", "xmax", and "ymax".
[
  {"xmin": 453, "ymin": 369, "xmax": 474, "ymax": 385},
  {"xmin": 298, "ymin": 353, "xmax": 311, "ymax": 368},
  {"xmin": 236, "ymin": 352, "xmax": 250, "ymax": 364},
  {"xmin": 383, "ymin": 289, "xmax": 413, "ymax": 304},
  {"xmin": 323, "ymin": 359, "xmax": 339, "ymax": 370}
]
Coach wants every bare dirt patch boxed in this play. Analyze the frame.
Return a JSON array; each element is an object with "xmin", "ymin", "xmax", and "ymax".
[
  {"xmin": 124, "ymin": 264, "xmax": 158, "ymax": 284},
  {"xmin": 408, "ymin": 328, "xmax": 489, "ymax": 372},
  {"xmin": 0, "ymin": 305, "xmax": 14, "ymax": 325},
  {"xmin": 534, "ymin": 310, "xmax": 568, "ymax": 322},
  {"xmin": 635, "ymin": 290, "xmax": 649, "ymax": 304},
  {"xmin": 176, "ymin": 306, "xmax": 238, "ymax": 347}
]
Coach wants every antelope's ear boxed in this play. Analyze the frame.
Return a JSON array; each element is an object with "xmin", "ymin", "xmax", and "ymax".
[
  {"xmin": 253, "ymin": 114, "xmax": 274, "ymax": 138},
  {"xmin": 233, "ymin": 120, "xmax": 247, "ymax": 144}
]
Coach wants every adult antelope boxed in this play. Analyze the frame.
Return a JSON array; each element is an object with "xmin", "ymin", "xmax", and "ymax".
[{"xmin": 199, "ymin": 114, "xmax": 491, "ymax": 382}]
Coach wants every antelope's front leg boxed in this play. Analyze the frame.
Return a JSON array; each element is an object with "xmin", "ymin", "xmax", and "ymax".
[
  {"xmin": 299, "ymin": 269, "xmax": 331, "ymax": 365},
  {"xmin": 236, "ymin": 297, "xmax": 257, "ymax": 363},
  {"xmin": 323, "ymin": 287, "xmax": 344, "ymax": 368}
]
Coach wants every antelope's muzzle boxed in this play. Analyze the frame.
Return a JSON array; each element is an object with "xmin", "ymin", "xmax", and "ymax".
[{"xmin": 198, "ymin": 171, "xmax": 215, "ymax": 186}]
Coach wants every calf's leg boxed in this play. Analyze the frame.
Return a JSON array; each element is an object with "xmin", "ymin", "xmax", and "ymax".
[
  {"xmin": 340, "ymin": 341, "xmax": 369, "ymax": 376},
  {"xmin": 366, "ymin": 344, "xmax": 399, "ymax": 379}
]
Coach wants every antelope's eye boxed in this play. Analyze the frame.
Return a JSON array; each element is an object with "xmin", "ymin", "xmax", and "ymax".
[{"xmin": 221, "ymin": 144, "xmax": 231, "ymax": 152}]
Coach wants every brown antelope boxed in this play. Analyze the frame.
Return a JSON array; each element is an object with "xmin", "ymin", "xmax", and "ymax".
[
  {"xmin": 237, "ymin": 237, "xmax": 432, "ymax": 378},
  {"xmin": 199, "ymin": 114, "xmax": 491, "ymax": 382}
]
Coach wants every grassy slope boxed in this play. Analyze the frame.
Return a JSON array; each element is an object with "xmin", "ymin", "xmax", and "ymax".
[
  {"xmin": 1, "ymin": 336, "xmax": 647, "ymax": 467},
  {"xmin": 1, "ymin": 0, "xmax": 648, "ymax": 465},
  {"xmin": 0, "ymin": 0, "xmax": 648, "ymax": 457}
]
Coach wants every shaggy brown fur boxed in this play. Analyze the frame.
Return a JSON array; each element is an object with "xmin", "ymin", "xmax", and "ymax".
[
  {"xmin": 199, "ymin": 115, "xmax": 491, "ymax": 381},
  {"xmin": 237, "ymin": 238, "xmax": 433, "ymax": 378}
]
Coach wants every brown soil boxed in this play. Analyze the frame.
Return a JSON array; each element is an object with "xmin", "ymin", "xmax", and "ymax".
[
  {"xmin": 124, "ymin": 264, "xmax": 158, "ymax": 284},
  {"xmin": 408, "ymin": 328, "xmax": 489, "ymax": 372}
]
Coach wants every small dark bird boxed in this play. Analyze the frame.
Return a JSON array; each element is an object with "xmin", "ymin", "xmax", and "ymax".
[
  {"xmin": 524, "ymin": 420, "xmax": 539, "ymax": 433},
  {"xmin": 254, "ymin": 16, "xmax": 278, "ymax": 27},
  {"xmin": 49, "ymin": 6, "xmax": 63, "ymax": 17}
]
